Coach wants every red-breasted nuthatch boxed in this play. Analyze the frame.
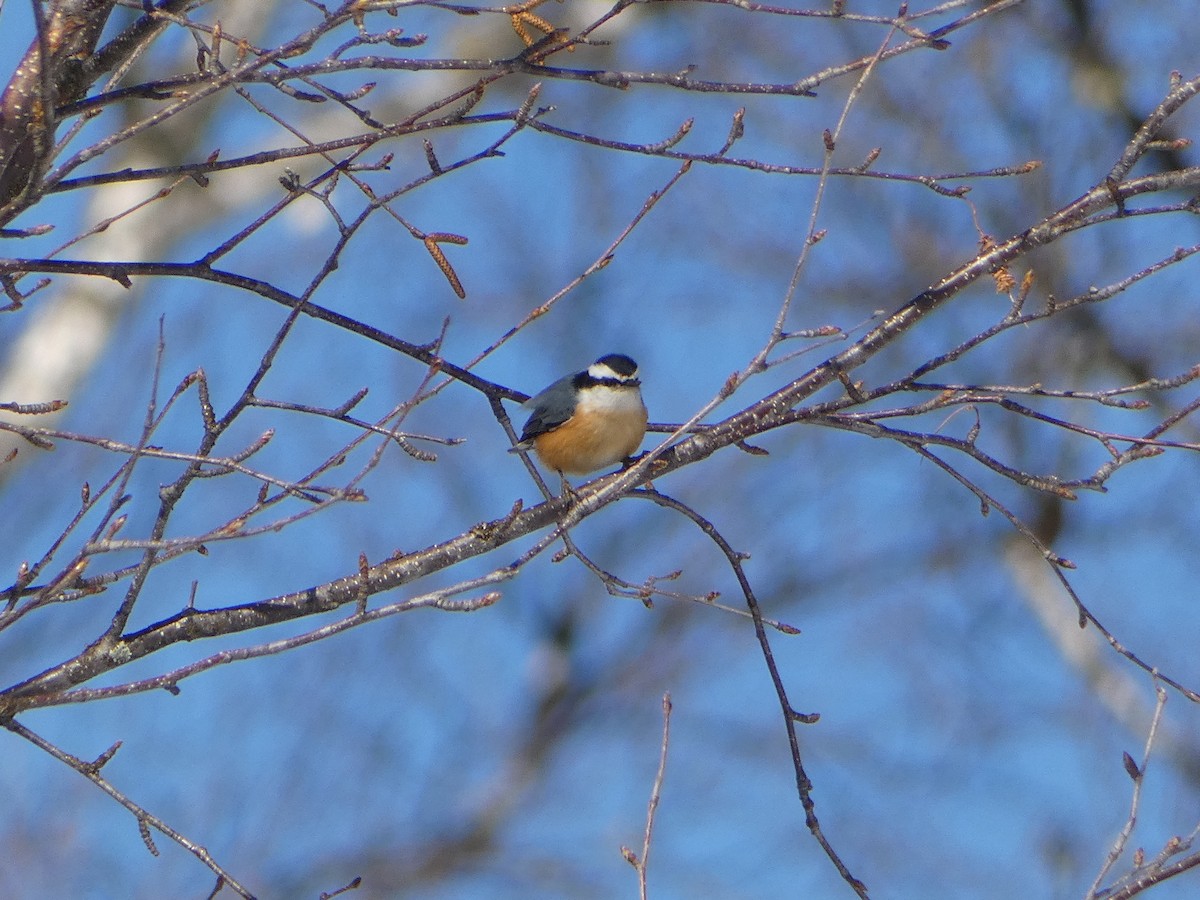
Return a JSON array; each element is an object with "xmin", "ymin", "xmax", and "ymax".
[{"xmin": 509, "ymin": 354, "xmax": 647, "ymax": 475}]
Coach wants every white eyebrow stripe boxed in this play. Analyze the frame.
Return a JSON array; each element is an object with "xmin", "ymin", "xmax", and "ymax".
[{"xmin": 587, "ymin": 363, "xmax": 636, "ymax": 381}]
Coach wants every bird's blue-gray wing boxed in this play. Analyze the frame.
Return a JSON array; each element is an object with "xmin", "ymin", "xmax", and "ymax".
[{"xmin": 515, "ymin": 374, "xmax": 577, "ymax": 444}]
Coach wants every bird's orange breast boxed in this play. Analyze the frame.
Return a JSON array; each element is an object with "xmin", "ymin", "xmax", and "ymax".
[{"xmin": 532, "ymin": 404, "xmax": 647, "ymax": 475}]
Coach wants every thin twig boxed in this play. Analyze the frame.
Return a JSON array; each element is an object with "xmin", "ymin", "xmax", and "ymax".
[
  {"xmin": 1088, "ymin": 684, "xmax": 1169, "ymax": 897},
  {"xmin": 1, "ymin": 717, "xmax": 257, "ymax": 898},
  {"xmin": 622, "ymin": 692, "xmax": 673, "ymax": 900}
]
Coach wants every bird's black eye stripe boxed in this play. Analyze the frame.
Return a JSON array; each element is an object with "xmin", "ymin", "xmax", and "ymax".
[{"xmin": 575, "ymin": 372, "xmax": 639, "ymax": 389}]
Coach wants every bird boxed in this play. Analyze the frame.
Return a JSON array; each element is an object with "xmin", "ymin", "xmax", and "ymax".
[{"xmin": 509, "ymin": 353, "xmax": 648, "ymax": 477}]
